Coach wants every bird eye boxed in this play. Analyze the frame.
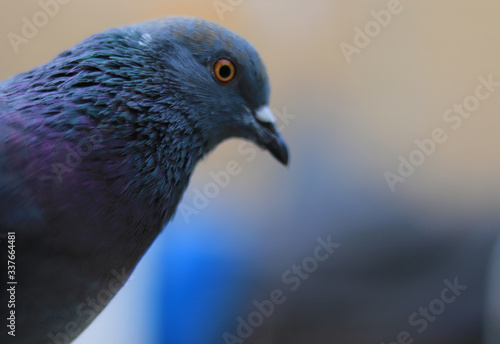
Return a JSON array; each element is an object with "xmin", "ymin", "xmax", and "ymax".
[{"xmin": 213, "ymin": 58, "xmax": 236, "ymax": 83}]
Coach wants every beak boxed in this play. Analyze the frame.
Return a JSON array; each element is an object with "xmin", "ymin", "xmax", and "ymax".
[{"xmin": 254, "ymin": 106, "xmax": 289, "ymax": 166}]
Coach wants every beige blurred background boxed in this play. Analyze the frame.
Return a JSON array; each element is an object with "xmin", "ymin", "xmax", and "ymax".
[{"xmin": 1, "ymin": 0, "xmax": 500, "ymax": 210}]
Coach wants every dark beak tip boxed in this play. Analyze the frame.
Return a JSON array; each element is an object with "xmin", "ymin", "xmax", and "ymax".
[
  {"xmin": 254, "ymin": 117, "xmax": 289, "ymax": 167},
  {"xmin": 267, "ymin": 134, "xmax": 289, "ymax": 167},
  {"xmin": 277, "ymin": 144, "xmax": 289, "ymax": 167}
]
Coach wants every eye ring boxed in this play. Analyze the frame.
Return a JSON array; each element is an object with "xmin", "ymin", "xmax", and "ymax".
[{"xmin": 213, "ymin": 58, "xmax": 236, "ymax": 83}]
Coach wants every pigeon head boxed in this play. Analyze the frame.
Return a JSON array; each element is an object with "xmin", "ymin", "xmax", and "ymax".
[
  {"xmin": 36, "ymin": 17, "xmax": 288, "ymax": 167},
  {"xmin": 131, "ymin": 17, "xmax": 289, "ymax": 165}
]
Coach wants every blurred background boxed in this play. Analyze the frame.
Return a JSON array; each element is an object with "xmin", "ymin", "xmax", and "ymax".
[{"xmin": 2, "ymin": 1, "xmax": 500, "ymax": 343}]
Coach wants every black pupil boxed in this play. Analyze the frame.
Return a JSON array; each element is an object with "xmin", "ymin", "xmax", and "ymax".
[{"xmin": 219, "ymin": 65, "xmax": 232, "ymax": 79}]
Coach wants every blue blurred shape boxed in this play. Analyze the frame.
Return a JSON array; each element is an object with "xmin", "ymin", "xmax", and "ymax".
[{"xmin": 147, "ymin": 221, "xmax": 258, "ymax": 344}]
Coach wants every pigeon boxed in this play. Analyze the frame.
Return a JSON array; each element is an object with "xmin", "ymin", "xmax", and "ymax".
[{"xmin": 0, "ymin": 16, "xmax": 288, "ymax": 343}]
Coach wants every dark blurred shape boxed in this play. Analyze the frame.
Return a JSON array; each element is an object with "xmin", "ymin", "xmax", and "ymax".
[{"xmin": 246, "ymin": 224, "xmax": 499, "ymax": 344}]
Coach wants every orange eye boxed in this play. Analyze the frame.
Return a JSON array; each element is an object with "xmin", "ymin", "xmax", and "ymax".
[{"xmin": 213, "ymin": 58, "xmax": 236, "ymax": 83}]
